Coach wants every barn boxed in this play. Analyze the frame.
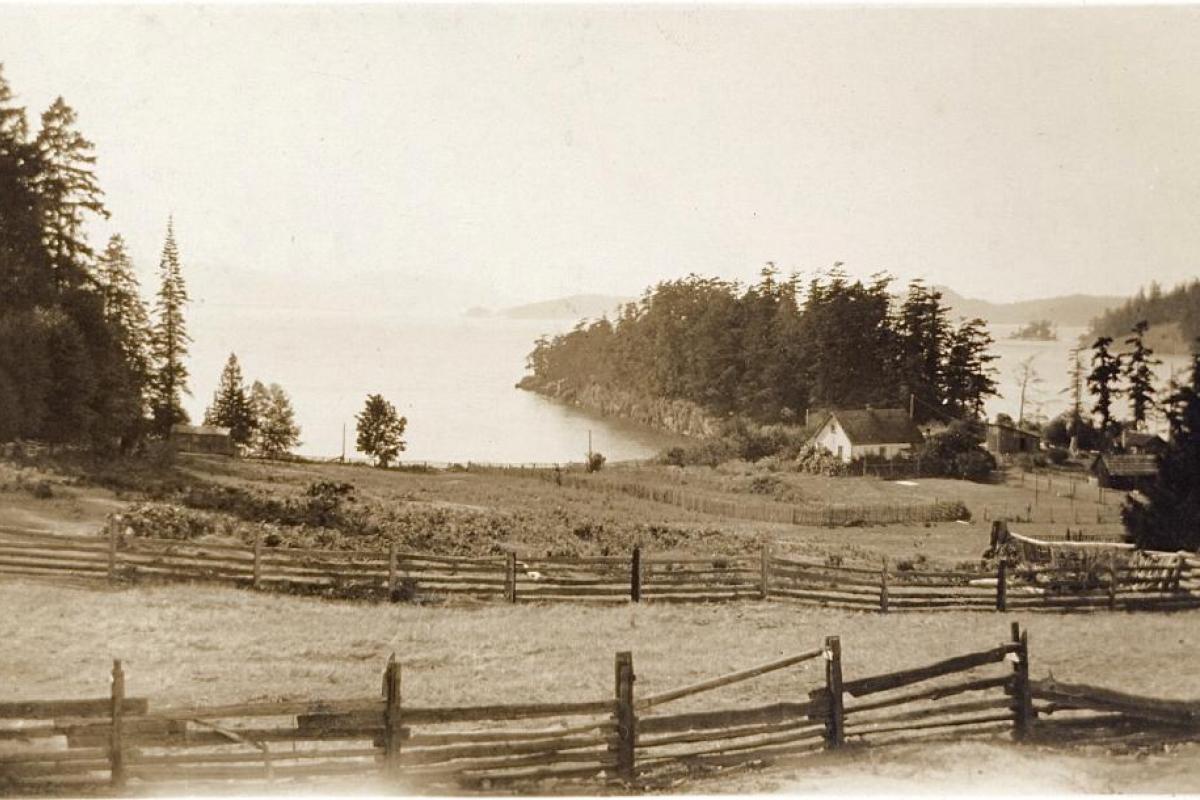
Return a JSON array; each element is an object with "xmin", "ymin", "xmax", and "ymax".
[
  {"xmin": 170, "ymin": 424, "xmax": 236, "ymax": 456},
  {"xmin": 807, "ymin": 407, "xmax": 924, "ymax": 463},
  {"xmin": 984, "ymin": 422, "xmax": 1042, "ymax": 457}
]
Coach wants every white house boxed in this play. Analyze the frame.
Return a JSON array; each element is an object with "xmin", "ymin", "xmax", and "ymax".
[{"xmin": 808, "ymin": 407, "xmax": 924, "ymax": 463}]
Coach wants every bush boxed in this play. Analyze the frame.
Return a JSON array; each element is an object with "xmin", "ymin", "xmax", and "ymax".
[
  {"xmin": 952, "ymin": 449, "xmax": 997, "ymax": 482},
  {"xmin": 1014, "ymin": 452, "xmax": 1048, "ymax": 470},
  {"xmin": 793, "ymin": 445, "xmax": 848, "ymax": 476},
  {"xmin": 586, "ymin": 451, "xmax": 606, "ymax": 473},
  {"xmin": 1046, "ymin": 446, "xmax": 1069, "ymax": 465}
]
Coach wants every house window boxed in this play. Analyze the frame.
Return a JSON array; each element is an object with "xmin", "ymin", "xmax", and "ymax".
[{"xmin": 837, "ymin": 445, "xmax": 844, "ymax": 459}]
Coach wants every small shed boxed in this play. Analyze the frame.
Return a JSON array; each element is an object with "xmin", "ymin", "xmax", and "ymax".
[
  {"xmin": 808, "ymin": 407, "xmax": 924, "ymax": 463},
  {"xmin": 170, "ymin": 424, "xmax": 236, "ymax": 456},
  {"xmin": 1089, "ymin": 453, "xmax": 1157, "ymax": 491},
  {"xmin": 984, "ymin": 422, "xmax": 1041, "ymax": 457}
]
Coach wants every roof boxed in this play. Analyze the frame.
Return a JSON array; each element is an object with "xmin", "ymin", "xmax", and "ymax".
[
  {"xmin": 818, "ymin": 408, "xmax": 924, "ymax": 446},
  {"xmin": 1121, "ymin": 430, "xmax": 1165, "ymax": 448},
  {"xmin": 1091, "ymin": 454, "xmax": 1158, "ymax": 477},
  {"xmin": 987, "ymin": 422, "xmax": 1042, "ymax": 439},
  {"xmin": 171, "ymin": 424, "xmax": 232, "ymax": 437}
]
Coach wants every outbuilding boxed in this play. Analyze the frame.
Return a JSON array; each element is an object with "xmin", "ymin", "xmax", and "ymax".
[
  {"xmin": 984, "ymin": 422, "xmax": 1042, "ymax": 457},
  {"xmin": 1089, "ymin": 453, "xmax": 1157, "ymax": 491},
  {"xmin": 170, "ymin": 424, "xmax": 236, "ymax": 456}
]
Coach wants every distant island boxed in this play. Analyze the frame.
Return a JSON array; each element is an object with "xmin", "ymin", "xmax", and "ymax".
[{"xmin": 1009, "ymin": 319, "xmax": 1057, "ymax": 341}]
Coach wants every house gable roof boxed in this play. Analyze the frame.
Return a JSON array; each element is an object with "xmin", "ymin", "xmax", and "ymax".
[{"xmin": 819, "ymin": 408, "xmax": 924, "ymax": 446}]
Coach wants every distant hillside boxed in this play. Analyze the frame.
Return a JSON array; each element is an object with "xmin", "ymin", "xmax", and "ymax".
[
  {"xmin": 499, "ymin": 294, "xmax": 634, "ymax": 321},
  {"xmin": 934, "ymin": 286, "xmax": 1123, "ymax": 326},
  {"xmin": 1087, "ymin": 280, "xmax": 1200, "ymax": 354}
]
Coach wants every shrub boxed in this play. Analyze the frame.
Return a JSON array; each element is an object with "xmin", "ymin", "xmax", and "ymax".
[
  {"xmin": 586, "ymin": 451, "xmax": 606, "ymax": 473},
  {"xmin": 1046, "ymin": 446, "xmax": 1069, "ymax": 465},
  {"xmin": 793, "ymin": 445, "xmax": 848, "ymax": 476}
]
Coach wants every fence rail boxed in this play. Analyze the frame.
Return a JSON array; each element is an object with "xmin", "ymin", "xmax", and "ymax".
[
  {"xmin": 0, "ymin": 526, "xmax": 1197, "ymax": 613},
  {"xmin": 5, "ymin": 623, "xmax": 1195, "ymax": 793}
]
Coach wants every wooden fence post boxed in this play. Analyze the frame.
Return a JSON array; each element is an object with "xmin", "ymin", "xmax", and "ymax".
[
  {"xmin": 1108, "ymin": 551, "xmax": 1119, "ymax": 610},
  {"xmin": 630, "ymin": 547, "xmax": 641, "ymax": 603},
  {"xmin": 383, "ymin": 655, "xmax": 403, "ymax": 776},
  {"xmin": 760, "ymin": 545, "xmax": 771, "ymax": 600},
  {"xmin": 879, "ymin": 557, "xmax": 890, "ymax": 614},
  {"xmin": 996, "ymin": 560, "xmax": 1008, "ymax": 612},
  {"xmin": 252, "ymin": 535, "xmax": 263, "ymax": 590},
  {"xmin": 109, "ymin": 659, "xmax": 125, "ymax": 788},
  {"xmin": 387, "ymin": 542, "xmax": 398, "ymax": 601},
  {"xmin": 107, "ymin": 526, "xmax": 122, "ymax": 583},
  {"xmin": 823, "ymin": 636, "xmax": 844, "ymax": 749},
  {"xmin": 613, "ymin": 651, "xmax": 636, "ymax": 782},
  {"xmin": 506, "ymin": 552, "xmax": 517, "ymax": 603},
  {"xmin": 1010, "ymin": 623, "xmax": 1033, "ymax": 741}
]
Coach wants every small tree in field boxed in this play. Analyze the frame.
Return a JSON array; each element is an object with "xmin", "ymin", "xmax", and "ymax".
[
  {"xmin": 257, "ymin": 383, "xmax": 301, "ymax": 457},
  {"xmin": 203, "ymin": 353, "xmax": 255, "ymax": 446},
  {"xmin": 356, "ymin": 394, "xmax": 406, "ymax": 468}
]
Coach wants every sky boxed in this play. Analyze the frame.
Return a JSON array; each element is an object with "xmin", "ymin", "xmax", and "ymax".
[{"xmin": 2, "ymin": 5, "xmax": 1200, "ymax": 319}]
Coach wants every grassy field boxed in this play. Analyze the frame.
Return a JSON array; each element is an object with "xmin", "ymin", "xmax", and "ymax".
[
  {"xmin": 0, "ymin": 452, "xmax": 1131, "ymax": 574},
  {"xmin": 2, "ymin": 578, "xmax": 1198, "ymax": 792}
]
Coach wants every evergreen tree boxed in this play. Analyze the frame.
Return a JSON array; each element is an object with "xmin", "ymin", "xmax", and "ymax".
[
  {"xmin": 256, "ymin": 383, "xmax": 301, "ymax": 457},
  {"xmin": 1123, "ymin": 320, "xmax": 1160, "ymax": 431},
  {"xmin": 148, "ymin": 218, "xmax": 190, "ymax": 435},
  {"xmin": 1122, "ymin": 344, "xmax": 1200, "ymax": 551},
  {"xmin": 203, "ymin": 353, "xmax": 255, "ymax": 446},
  {"xmin": 942, "ymin": 318, "xmax": 998, "ymax": 418},
  {"xmin": 893, "ymin": 280, "xmax": 949, "ymax": 423},
  {"xmin": 1088, "ymin": 335, "xmax": 1122, "ymax": 445},
  {"xmin": 33, "ymin": 97, "xmax": 108, "ymax": 291},
  {"xmin": 356, "ymin": 393, "xmax": 406, "ymax": 468},
  {"xmin": 1065, "ymin": 347, "xmax": 1086, "ymax": 452}
]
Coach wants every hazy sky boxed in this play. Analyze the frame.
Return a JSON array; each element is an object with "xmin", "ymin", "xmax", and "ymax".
[{"xmin": 2, "ymin": 4, "xmax": 1199, "ymax": 318}]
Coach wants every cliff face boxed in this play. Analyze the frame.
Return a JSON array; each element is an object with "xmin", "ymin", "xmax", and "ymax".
[{"xmin": 517, "ymin": 378, "xmax": 719, "ymax": 439}]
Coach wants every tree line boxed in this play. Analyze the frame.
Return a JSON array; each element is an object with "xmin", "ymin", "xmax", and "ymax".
[
  {"xmin": 522, "ymin": 267, "xmax": 998, "ymax": 425},
  {"xmin": 0, "ymin": 65, "xmax": 303, "ymax": 456},
  {"xmin": 1088, "ymin": 279, "xmax": 1200, "ymax": 351}
]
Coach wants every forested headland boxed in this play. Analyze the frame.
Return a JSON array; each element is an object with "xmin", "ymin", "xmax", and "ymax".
[
  {"xmin": 1088, "ymin": 279, "xmax": 1200, "ymax": 354},
  {"xmin": 520, "ymin": 267, "xmax": 999, "ymax": 431}
]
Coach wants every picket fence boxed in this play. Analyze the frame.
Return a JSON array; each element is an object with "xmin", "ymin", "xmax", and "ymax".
[
  {"xmin": 0, "ymin": 526, "xmax": 1197, "ymax": 613},
  {"xmin": 4, "ymin": 622, "xmax": 1198, "ymax": 794}
]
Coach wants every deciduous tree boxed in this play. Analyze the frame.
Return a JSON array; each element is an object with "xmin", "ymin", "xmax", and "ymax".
[{"xmin": 356, "ymin": 393, "xmax": 406, "ymax": 468}]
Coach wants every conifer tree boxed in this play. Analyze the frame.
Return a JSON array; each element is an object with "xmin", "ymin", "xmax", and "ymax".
[
  {"xmin": 203, "ymin": 353, "xmax": 255, "ymax": 446},
  {"xmin": 33, "ymin": 97, "xmax": 108, "ymax": 291},
  {"xmin": 149, "ymin": 218, "xmax": 191, "ymax": 435},
  {"xmin": 1123, "ymin": 344, "xmax": 1200, "ymax": 551},
  {"xmin": 1123, "ymin": 320, "xmax": 1159, "ymax": 431},
  {"xmin": 1088, "ymin": 335, "xmax": 1122, "ymax": 445}
]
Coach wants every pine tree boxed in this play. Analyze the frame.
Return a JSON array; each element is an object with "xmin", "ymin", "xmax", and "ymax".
[
  {"xmin": 257, "ymin": 383, "xmax": 301, "ymax": 457},
  {"xmin": 1065, "ymin": 347, "xmax": 1086, "ymax": 453},
  {"xmin": 1088, "ymin": 336, "xmax": 1122, "ymax": 446},
  {"xmin": 33, "ymin": 97, "xmax": 108, "ymax": 291},
  {"xmin": 942, "ymin": 318, "xmax": 997, "ymax": 418},
  {"xmin": 1122, "ymin": 344, "xmax": 1200, "ymax": 551},
  {"xmin": 96, "ymin": 234, "xmax": 151, "ymax": 403},
  {"xmin": 356, "ymin": 394, "xmax": 406, "ymax": 468},
  {"xmin": 1123, "ymin": 320, "xmax": 1160, "ymax": 431},
  {"xmin": 203, "ymin": 353, "xmax": 255, "ymax": 446},
  {"xmin": 148, "ymin": 218, "xmax": 190, "ymax": 435}
]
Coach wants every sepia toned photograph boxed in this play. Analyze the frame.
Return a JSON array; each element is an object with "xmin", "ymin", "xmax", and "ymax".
[{"xmin": 1, "ymin": 2, "xmax": 1199, "ymax": 796}]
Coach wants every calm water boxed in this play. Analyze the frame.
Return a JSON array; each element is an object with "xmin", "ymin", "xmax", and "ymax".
[
  {"xmin": 186, "ymin": 313, "xmax": 1192, "ymax": 463},
  {"xmin": 187, "ymin": 310, "xmax": 688, "ymax": 463}
]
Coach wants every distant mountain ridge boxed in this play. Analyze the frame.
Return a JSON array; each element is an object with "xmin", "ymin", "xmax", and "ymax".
[
  {"xmin": 933, "ymin": 286, "xmax": 1124, "ymax": 327},
  {"xmin": 467, "ymin": 294, "xmax": 635, "ymax": 321}
]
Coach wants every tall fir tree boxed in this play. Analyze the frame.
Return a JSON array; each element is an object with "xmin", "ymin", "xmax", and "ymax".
[
  {"xmin": 1065, "ymin": 347, "xmax": 1086, "ymax": 452},
  {"xmin": 1088, "ymin": 335, "xmax": 1122, "ymax": 445},
  {"xmin": 33, "ymin": 97, "xmax": 108, "ymax": 291},
  {"xmin": 149, "ymin": 218, "xmax": 191, "ymax": 435},
  {"xmin": 1122, "ymin": 343, "xmax": 1200, "ymax": 551},
  {"xmin": 1123, "ymin": 320, "xmax": 1160, "ymax": 431},
  {"xmin": 203, "ymin": 353, "xmax": 255, "ymax": 446}
]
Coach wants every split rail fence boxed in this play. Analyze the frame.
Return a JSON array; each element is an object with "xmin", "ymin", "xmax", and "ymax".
[
  {"xmin": 5, "ymin": 622, "xmax": 1197, "ymax": 794},
  {"xmin": 0, "ymin": 526, "xmax": 1196, "ymax": 613}
]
